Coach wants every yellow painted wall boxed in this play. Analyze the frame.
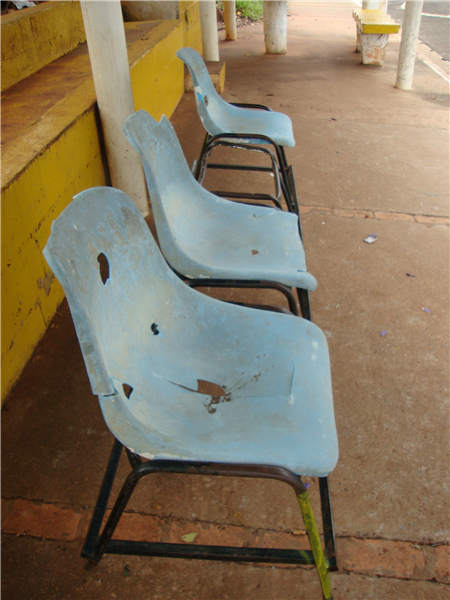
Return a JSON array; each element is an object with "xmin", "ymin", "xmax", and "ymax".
[
  {"xmin": 1, "ymin": 7, "xmax": 202, "ymax": 403},
  {"xmin": 1, "ymin": 110, "xmax": 107, "ymax": 400},
  {"xmin": 128, "ymin": 21, "xmax": 184, "ymax": 119},
  {"xmin": 1, "ymin": 1, "xmax": 86, "ymax": 92},
  {"xmin": 179, "ymin": 0, "xmax": 203, "ymax": 53}
]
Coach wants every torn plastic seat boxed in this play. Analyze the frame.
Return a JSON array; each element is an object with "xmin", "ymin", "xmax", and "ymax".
[
  {"xmin": 123, "ymin": 109, "xmax": 315, "ymax": 319},
  {"xmin": 43, "ymin": 187, "xmax": 338, "ymax": 599},
  {"xmin": 176, "ymin": 47, "xmax": 300, "ymax": 218}
]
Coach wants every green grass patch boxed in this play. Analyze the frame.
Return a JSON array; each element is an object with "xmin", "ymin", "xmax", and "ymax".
[{"xmin": 217, "ymin": 1, "xmax": 264, "ymax": 22}]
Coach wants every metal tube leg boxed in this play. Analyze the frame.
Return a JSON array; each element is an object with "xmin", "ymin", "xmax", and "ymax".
[
  {"xmin": 279, "ymin": 176, "xmax": 295, "ymax": 213},
  {"xmin": 297, "ymin": 491, "xmax": 334, "ymax": 600},
  {"xmin": 277, "ymin": 147, "xmax": 298, "ymax": 215},
  {"xmin": 296, "ymin": 288, "xmax": 312, "ymax": 321},
  {"xmin": 126, "ymin": 447, "xmax": 143, "ymax": 469},
  {"xmin": 285, "ymin": 163, "xmax": 301, "ymax": 223},
  {"xmin": 195, "ymin": 133, "xmax": 211, "ymax": 182},
  {"xmin": 319, "ymin": 477, "xmax": 338, "ymax": 570},
  {"xmin": 82, "ymin": 438, "xmax": 123, "ymax": 561},
  {"xmin": 88, "ymin": 461, "xmax": 150, "ymax": 564}
]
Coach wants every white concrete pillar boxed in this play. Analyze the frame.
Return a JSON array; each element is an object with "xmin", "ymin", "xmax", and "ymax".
[
  {"xmin": 264, "ymin": 0, "xmax": 287, "ymax": 55},
  {"xmin": 395, "ymin": 0, "xmax": 423, "ymax": 90},
  {"xmin": 200, "ymin": 0, "xmax": 219, "ymax": 61},
  {"xmin": 224, "ymin": 0, "xmax": 237, "ymax": 41},
  {"xmin": 80, "ymin": 0, "xmax": 149, "ymax": 216},
  {"xmin": 362, "ymin": 1, "xmax": 380, "ymax": 9}
]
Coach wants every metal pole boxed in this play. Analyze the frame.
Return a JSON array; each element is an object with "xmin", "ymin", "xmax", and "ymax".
[
  {"xmin": 264, "ymin": 0, "xmax": 287, "ymax": 55},
  {"xmin": 224, "ymin": 0, "xmax": 237, "ymax": 41},
  {"xmin": 200, "ymin": 0, "xmax": 220, "ymax": 61},
  {"xmin": 395, "ymin": 1, "xmax": 423, "ymax": 90},
  {"xmin": 80, "ymin": 0, "xmax": 149, "ymax": 216}
]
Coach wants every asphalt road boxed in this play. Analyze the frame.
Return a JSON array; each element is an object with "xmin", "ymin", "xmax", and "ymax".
[{"xmin": 387, "ymin": 1, "xmax": 450, "ymax": 61}]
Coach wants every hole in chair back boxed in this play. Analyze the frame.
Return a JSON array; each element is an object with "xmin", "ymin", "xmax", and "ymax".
[{"xmin": 97, "ymin": 253, "xmax": 110, "ymax": 285}]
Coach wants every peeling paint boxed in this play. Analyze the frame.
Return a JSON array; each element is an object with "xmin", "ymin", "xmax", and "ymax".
[
  {"xmin": 37, "ymin": 272, "xmax": 55, "ymax": 296},
  {"xmin": 204, "ymin": 394, "xmax": 232, "ymax": 414}
]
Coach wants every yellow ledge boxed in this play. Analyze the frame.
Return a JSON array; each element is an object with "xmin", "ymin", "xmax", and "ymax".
[
  {"xmin": 352, "ymin": 9, "xmax": 400, "ymax": 34},
  {"xmin": 1, "ymin": 18, "xmax": 202, "ymax": 403},
  {"xmin": 1, "ymin": 1, "xmax": 86, "ymax": 92}
]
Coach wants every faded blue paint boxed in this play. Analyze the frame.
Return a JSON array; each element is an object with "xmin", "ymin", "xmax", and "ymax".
[
  {"xmin": 123, "ymin": 110, "xmax": 316, "ymax": 291},
  {"xmin": 176, "ymin": 47, "xmax": 295, "ymax": 148},
  {"xmin": 43, "ymin": 188, "xmax": 338, "ymax": 476}
]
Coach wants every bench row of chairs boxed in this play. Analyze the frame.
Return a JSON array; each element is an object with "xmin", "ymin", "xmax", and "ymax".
[{"xmin": 43, "ymin": 48, "xmax": 339, "ymax": 600}]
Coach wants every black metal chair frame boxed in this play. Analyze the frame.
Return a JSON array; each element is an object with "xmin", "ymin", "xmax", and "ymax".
[
  {"xmin": 195, "ymin": 140, "xmax": 284, "ymax": 210},
  {"xmin": 193, "ymin": 103, "xmax": 301, "ymax": 228},
  {"xmin": 82, "ymin": 438, "xmax": 337, "ymax": 599},
  {"xmin": 183, "ymin": 276, "xmax": 312, "ymax": 321},
  {"xmin": 182, "ymin": 277, "xmax": 300, "ymax": 317}
]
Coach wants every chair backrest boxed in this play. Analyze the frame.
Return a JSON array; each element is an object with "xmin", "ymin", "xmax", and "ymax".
[
  {"xmin": 123, "ymin": 109, "xmax": 198, "ymax": 218},
  {"xmin": 43, "ymin": 187, "xmax": 185, "ymax": 397},
  {"xmin": 123, "ymin": 110, "xmax": 219, "ymax": 267},
  {"xmin": 176, "ymin": 47, "xmax": 231, "ymax": 137}
]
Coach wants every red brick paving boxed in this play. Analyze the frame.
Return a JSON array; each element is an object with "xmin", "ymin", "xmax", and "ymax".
[
  {"xmin": 2, "ymin": 498, "xmax": 81, "ymax": 541},
  {"xmin": 2, "ymin": 498, "xmax": 449, "ymax": 585}
]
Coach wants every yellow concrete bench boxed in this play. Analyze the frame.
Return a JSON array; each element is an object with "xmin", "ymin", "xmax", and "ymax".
[{"xmin": 352, "ymin": 9, "xmax": 400, "ymax": 66}]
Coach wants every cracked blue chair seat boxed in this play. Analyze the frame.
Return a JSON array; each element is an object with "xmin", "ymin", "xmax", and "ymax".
[
  {"xmin": 44, "ymin": 187, "xmax": 335, "ymax": 470},
  {"xmin": 43, "ymin": 188, "xmax": 338, "ymax": 599},
  {"xmin": 176, "ymin": 47, "xmax": 300, "ymax": 215},
  {"xmin": 123, "ymin": 110, "xmax": 316, "ymax": 317}
]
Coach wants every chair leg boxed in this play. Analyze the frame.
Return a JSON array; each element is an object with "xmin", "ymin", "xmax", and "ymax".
[
  {"xmin": 279, "ymin": 174, "xmax": 296, "ymax": 213},
  {"xmin": 272, "ymin": 144, "xmax": 298, "ymax": 216},
  {"xmin": 84, "ymin": 457, "xmax": 151, "ymax": 564},
  {"xmin": 285, "ymin": 161, "xmax": 302, "ymax": 231},
  {"xmin": 83, "ymin": 442, "xmax": 335, "ymax": 597},
  {"xmin": 294, "ymin": 303, "xmax": 338, "ymax": 574},
  {"xmin": 81, "ymin": 438, "xmax": 123, "ymax": 561},
  {"xmin": 296, "ymin": 288, "xmax": 312, "ymax": 321},
  {"xmin": 297, "ymin": 490, "xmax": 334, "ymax": 600},
  {"xmin": 194, "ymin": 133, "xmax": 211, "ymax": 182},
  {"xmin": 126, "ymin": 447, "xmax": 143, "ymax": 469},
  {"xmin": 319, "ymin": 476, "xmax": 338, "ymax": 571}
]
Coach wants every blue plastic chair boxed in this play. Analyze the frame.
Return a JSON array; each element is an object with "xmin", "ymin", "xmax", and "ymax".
[
  {"xmin": 176, "ymin": 47, "xmax": 300, "ymax": 217},
  {"xmin": 43, "ymin": 187, "xmax": 338, "ymax": 599},
  {"xmin": 123, "ymin": 110, "xmax": 315, "ymax": 319}
]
